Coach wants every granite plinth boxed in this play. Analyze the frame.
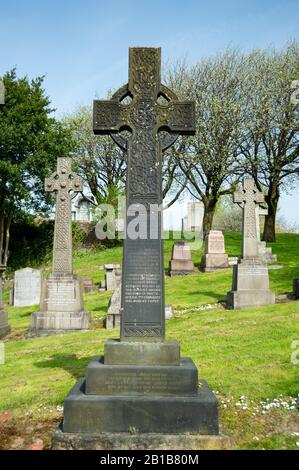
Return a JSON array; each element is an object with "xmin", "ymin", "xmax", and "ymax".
[
  {"xmin": 201, "ymin": 253, "xmax": 229, "ymax": 272},
  {"xmin": 28, "ymin": 274, "xmax": 90, "ymax": 337},
  {"xmin": 227, "ymin": 259, "xmax": 275, "ymax": 309},
  {"xmin": 104, "ymin": 339, "xmax": 180, "ymax": 366},
  {"xmin": 61, "ymin": 378, "xmax": 219, "ymax": 435},
  {"xmin": 169, "ymin": 259, "xmax": 194, "ymax": 276},
  {"xmin": 86, "ymin": 356, "xmax": 198, "ymax": 396},
  {"xmin": 52, "ymin": 428, "xmax": 232, "ymax": 450}
]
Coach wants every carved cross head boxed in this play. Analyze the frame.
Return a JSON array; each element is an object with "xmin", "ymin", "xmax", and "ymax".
[
  {"xmin": 93, "ymin": 48, "xmax": 195, "ymax": 153},
  {"xmin": 234, "ymin": 179, "xmax": 264, "ymax": 208},
  {"xmin": 45, "ymin": 158, "xmax": 83, "ymax": 198}
]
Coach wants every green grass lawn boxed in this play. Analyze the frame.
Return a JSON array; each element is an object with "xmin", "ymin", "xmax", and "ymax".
[{"xmin": 0, "ymin": 232, "xmax": 298, "ymax": 450}]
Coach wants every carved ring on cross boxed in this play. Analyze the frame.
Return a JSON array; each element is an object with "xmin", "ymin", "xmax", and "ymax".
[{"xmin": 109, "ymin": 84, "xmax": 180, "ymax": 152}]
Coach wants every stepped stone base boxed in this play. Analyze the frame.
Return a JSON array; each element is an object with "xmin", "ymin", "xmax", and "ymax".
[
  {"xmin": 28, "ymin": 274, "xmax": 91, "ymax": 337},
  {"xmin": 293, "ymin": 278, "xmax": 299, "ymax": 299},
  {"xmin": 201, "ymin": 253, "xmax": 229, "ymax": 272},
  {"xmin": 27, "ymin": 314, "xmax": 91, "ymax": 338},
  {"xmin": 227, "ymin": 259, "xmax": 275, "ymax": 309},
  {"xmin": 0, "ymin": 310, "xmax": 11, "ymax": 339},
  {"xmin": 55, "ymin": 339, "xmax": 220, "ymax": 443},
  {"xmin": 52, "ymin": 428, "xmax": 233, "ymax": 451},
  {"xmin": 61, "ymin": 378, "xmax": 219, "ymax": 435}
]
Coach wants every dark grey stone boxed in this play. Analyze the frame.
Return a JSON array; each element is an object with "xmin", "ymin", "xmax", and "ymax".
[
  {"xmin": 52, "ymin": 428, "xmax": 233, "ymax": 450},
  {"xmin": 62, "ymin": 378, "xmax": 219, "ymax": 435},
  {"xmin": 86, "ymin": 356, "xmax": 198, "ymax": 396},
  {"xmin": 94, "ymin": 48, "xmax": 195, "ymax": 342},
  {"xmin": 293, "ymin": 278, "xmax": 299, "ymax": 299},
  {"xmin": 104, "ymin": 339, "xmax": 180, "ymax": 366}
]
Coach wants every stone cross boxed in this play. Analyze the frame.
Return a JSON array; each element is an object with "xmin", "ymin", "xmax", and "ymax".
[
  {"xmin": 94, "ymin": 48, "xmax": 195, "ymax": 341},
  {"xmin": 234, "ymin": 179, "xmax": 264, "ymax": 259},
  {"xmin": 45, "ymin": 158, "xmax": 83, "ymax": 275}
]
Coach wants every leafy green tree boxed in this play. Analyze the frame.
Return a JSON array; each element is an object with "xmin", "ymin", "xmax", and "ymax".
[{"xmin": 0, "ymin": 69, "xmax": 74, "ymax": 265}]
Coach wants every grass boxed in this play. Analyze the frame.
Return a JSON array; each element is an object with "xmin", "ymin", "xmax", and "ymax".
[{"xmin": 0, "ymin": 232, "xmax": 298, "ymax": 450}]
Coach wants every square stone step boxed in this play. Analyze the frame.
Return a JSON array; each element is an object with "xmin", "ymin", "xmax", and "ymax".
[{"xmin": 86, "ymin": 356, "xmax": 198, "ymax": 396}]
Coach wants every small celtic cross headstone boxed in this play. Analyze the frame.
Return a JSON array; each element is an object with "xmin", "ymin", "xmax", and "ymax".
[
  {"xmin": 45, "ymin": 158, "xmax": 83, "ymax": 275},
  {"xmin": 94, "ymin": 48, "xmax": 195, "ymax": 341},
  {"xmin": 234, "ymin": 179, "xmax": 264, "ymax": 258}
]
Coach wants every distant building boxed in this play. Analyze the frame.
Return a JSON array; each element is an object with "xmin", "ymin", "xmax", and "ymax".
[
  {"xmin": 71, "ymin": 194, "xmax": 96, "ymax": 222},
  {"xmin": 49, "ymin": 193, "xmax": 96, "ymax": 222}
]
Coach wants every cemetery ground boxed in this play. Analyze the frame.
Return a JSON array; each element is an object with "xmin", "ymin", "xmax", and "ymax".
[{"xmin": 0, "ymin": 232, "xmax": 298, "ymax": 450}]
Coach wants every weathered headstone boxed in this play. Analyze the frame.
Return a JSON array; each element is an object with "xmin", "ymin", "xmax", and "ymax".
[
  {"xmin": 53, "ymin": 48, "xmax": 224, "ymax": 450},
  {"xmin": 201, "ymin": 230, "xmax": 229, "ymax": 272},
  {"xmin": 0, "ymin": 91, "xmax": 10, "ymax": 339},
  {"xmin": 256, "ymin": 206, "xmax": 277, "ymax": 263},
  {"xmin": 28, "ymin": 158, "xmax": 91, "ymax": 337},
  {"xmin": 227, "ymin": 179, "xmax": 275, "ymax": 309},
  {"xmin": 100, "ymin": 264, "xmax": 121, "ymax": 291},
  {"xmin": 169, "ymin": 241, "xmax": 194, "ymax": 276},
  {"xmin": 106, "ymin": 284, "xmax": 122, "ymax": 329},
  {"xmin": 13, "ymin": 268, "xmax": 41, "ymax": 307},
  {"xmin": 106, "ymin": 283, "xmax": 173, "ymax": 329}
]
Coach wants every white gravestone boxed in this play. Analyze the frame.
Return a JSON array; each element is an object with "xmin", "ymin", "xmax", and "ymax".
[{"xmin": 14, "ymin": 268, "xmax": 41, "ymax": 307}]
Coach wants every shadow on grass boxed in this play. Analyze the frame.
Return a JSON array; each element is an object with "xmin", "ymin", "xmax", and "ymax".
[
  {"xmin": 187, "ymin": 290, "xmax": 224, "ymax": 301},
  {"xmin": 35, "ymin": 354, "xmax": 91, "ymax": 380}
]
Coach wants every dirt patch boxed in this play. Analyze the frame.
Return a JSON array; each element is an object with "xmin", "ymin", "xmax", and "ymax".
[{"xmin": 0, "ymin": 412, "xmax": 61, "ymax": 450}]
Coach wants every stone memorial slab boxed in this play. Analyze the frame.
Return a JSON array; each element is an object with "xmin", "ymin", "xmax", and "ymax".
[
  {"xmin": 169, "ymin": 241, "xmax": 195, "ymax": 276},
  {"xmin": 227, "ymin": 179, "xmax": 275, "ymax": 309},
  {"xmin": 28, "ymin": 158, "xmax": 91, "ymax": 337},
  {"xmin": 54, "ymin": 47, "xmax": 222, "ymax": 450},
  {"xmin": 13, "ymin": 268, "xmax": 41, "ymax": 307},
  {"xmin": 201, "ymin": 230, "xmax": 229, "ymax": 272}
]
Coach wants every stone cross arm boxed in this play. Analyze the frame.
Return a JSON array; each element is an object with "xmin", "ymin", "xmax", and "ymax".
[
  {"xmin": 93, "ymin": 48, "xmax": 195, "ymax": 138},
  {"xmin": 93, "ymin": 99, "xmax": 195, "ymax": 136}
]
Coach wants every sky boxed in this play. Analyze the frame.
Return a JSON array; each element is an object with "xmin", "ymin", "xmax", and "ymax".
[{"xmin": 0, "ymin": 0, "xmax": 299, "ymax": 227}]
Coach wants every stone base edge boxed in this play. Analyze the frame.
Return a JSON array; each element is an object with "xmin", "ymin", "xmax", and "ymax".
[
  {"xmin": 26, "ymin": 328, "xmax": 90, "ymax": 338},
  {"xmin": 0, "ymin": 325, "xmax": 11, "ymax": 339},
  {"xmin": 226, "ymin": 290, "xmax": 275, "ymax": 309},
  {"xmin": 169, "ymin": 270, "xmax": 195, "ymax": 276},
  {"xmin": 51, "ymin": 427, "xmax": 233, "ymax": 450}
]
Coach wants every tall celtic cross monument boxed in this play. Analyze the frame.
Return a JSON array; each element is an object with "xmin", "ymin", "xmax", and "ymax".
[
  {"xmin": 28, "ymin": 158, "xmax": 90, "ymax": 337},
  {"xmin": 227, "ymin": 178, "xmax": 275, "ymax": 309},
  {"xmin": 94, "ymin": 47, "xmax": 195, "ymax": 341},
  {"xmin": 45, "ymin": 158, "xmax": 82, "ymax": 275},
  {"xmin": 0, "ymin": 80, "xmax": 11, "ymax": 339},
  {"xmin": 53, "ymin": 48, "xmax": 224, "ymax": 449},
  {"xmin": 234, "ymin": 179, "xmax": 265, "ymax": 259}
]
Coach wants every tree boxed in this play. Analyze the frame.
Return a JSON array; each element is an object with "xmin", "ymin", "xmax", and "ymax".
[
  {"xmin": 241, "ymin": 42, "xmax": 299, "ymax": 242},
  {"xmin": 0, "ymin": 69, "xmax": 74, "ymax": 265},
  {"xmin": 164, "ymin": 50, "xmax": 247, "ymax": 237},
  {"xmin": 64, "ymin": 105, "xmax": 126, "ymax": 208}
]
